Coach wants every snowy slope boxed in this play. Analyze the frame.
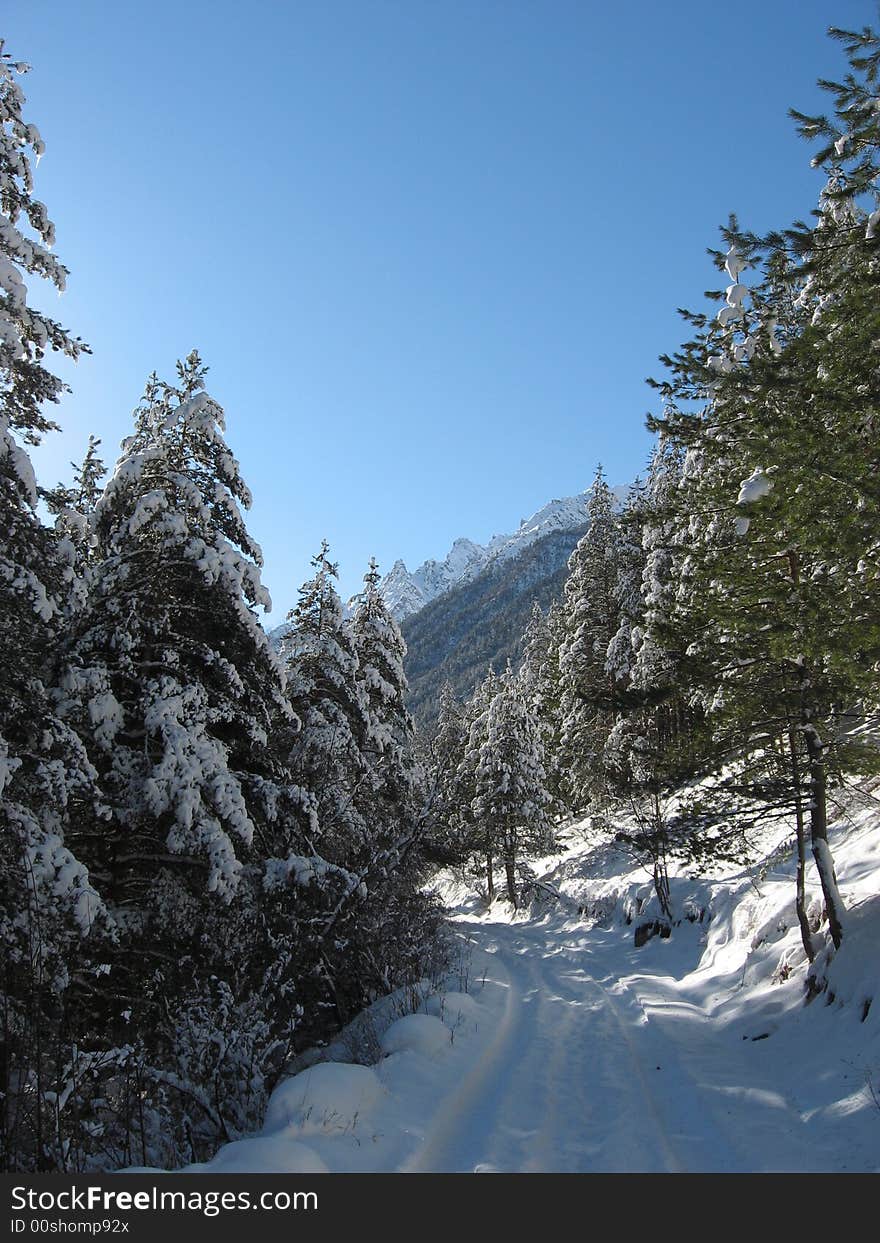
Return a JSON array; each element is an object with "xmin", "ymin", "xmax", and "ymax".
[
  {"xmin": 138, "ymin": 779, "xmax": 880, "ymax": 1174},
  {"xmin": 380, "ymin": 486, "xmax": 628, "ymax": 621}
]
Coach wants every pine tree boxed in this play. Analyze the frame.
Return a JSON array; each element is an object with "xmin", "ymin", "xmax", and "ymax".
[
  {"xmin": 604, "ymin": 476, "xmax": 647, "ymax": 694},
  {"xmin": 470, "ymin": 665, "xmax": 553, "ymax": 906},
  {"xmin": 517, "ymin": 600, "xmax": 566, "ymax": 815},
  {"xmin": 281, "ymin": 542, "xmax": 369, "ymax": 851},
  {"xmin": 423, "ymin": 681, "xmax": 471, "ymax": 863},
  {"xmin": 458, "ymin": 666, "xmax": 503, "ymax": 899},
  {"xmin": 0, "ymin": 46, "xmax": 109, "ymax": 1172},
  {"xmin": 329, "ymin": 559, "xmax": 443, "ymax": 1017},
  {"xmin": 57, "ymin": 353, "xmax": 313, "ymax": 1164},
  {"xmin": 601, "ymin": 443, "xmax": 707, "ymax": 919},
  {"xmin": 351, "ymin": 557, "xmax": 417, "ymax": 839},
  {"xmin": 42, "ymin": 435, "xmax": 107, "ymax": 612},
  {"xmin": 556, "ymin": 466, "xmax": 621, "ymax": 812},
  {"xmin": 646, "ymin": 29, "xmax": 880, "ymax": 958}
]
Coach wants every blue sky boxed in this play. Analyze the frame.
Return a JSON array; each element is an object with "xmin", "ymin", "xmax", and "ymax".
[{"xmin": 4, "ymin": 0, "xmax": 874, "ymax": 619}]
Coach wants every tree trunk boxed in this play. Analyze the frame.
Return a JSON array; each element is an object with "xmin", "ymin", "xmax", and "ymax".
[
  {"xmin": 504, "ymin": 857, "xmax": 518, "ymax": 909},
  {"xmin": 650, "ymin": 794, "xmax": 672, "ymax": 921},
  {"xmin": 486, "ymin": 853, "xmax": 495, "ymax": 903},
  {"xmin": 802, "ymin": 720, "xmax": 845, "ymax": 950},
  {"xmin": 788, "ymin": 729, "xmax": 815, "ymax": 962}
]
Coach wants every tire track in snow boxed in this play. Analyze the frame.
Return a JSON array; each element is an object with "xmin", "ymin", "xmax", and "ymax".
[
  {"xmin": 580, "ymin": 970, "xmax": 687, "ymax": 1172},
  {"xmin": 405, "ymin": 922, "xmax": 690, "ymax": 1172},
  {"xmin": 400, "ymin": 935, "xmax": 524, "ymax": 1172}
]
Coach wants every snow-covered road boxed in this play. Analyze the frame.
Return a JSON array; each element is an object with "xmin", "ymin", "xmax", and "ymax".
[
  {"xmin": 403, "ymin": 920, "xmax": 688, "ymax": 1172},
  {"xmin": 181, "ymin": 814, "xmax": 880, "ymax": 1175},
  {"xmin": 401, "ymin": 911, "xmax": 837, "ymax": 1174}
]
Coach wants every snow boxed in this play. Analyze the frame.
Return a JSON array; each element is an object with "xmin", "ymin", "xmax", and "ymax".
[
  {"xmin": 737, "ymin": 468, "xmax": 774, "ymax": 505},
  {"xmin": 1, "ymin": 418, "xmax": 40, "ymax": 508},
  {"xmin": 768, "ymin": 317, "xmax": 783, "ymax": 355},
  {"xmin": 707, "ymin": 353, "xmax": 732, "ymax": 375},
  {"xmin": 716, "ymin": 304, "xmax": 741, "ymax": 328},
  {"xmin": 186, "ymin": 1136, "xmax": 328, "ymax": 1174},
  {"xmin": 135, "ymin": 781, "xmax": 880, "ymax": 1173},
  {"xmin": 262, "ymin": 1062, "xmax": 386, "ymax": 1136},
  {"xmin": 810, "ymin": 895, "xmax": 880, "ymax": 1027},
  {"xmin": 423, "ymin": 990, "xmax": 483, "ymax": 1027},
  {"xmin": 724, "ymin": 245, "xmax": 745, "ymax": 282},
  {"xmin": 380, "ymin": 1013, "xmax": 452, "ymax": 1058}
]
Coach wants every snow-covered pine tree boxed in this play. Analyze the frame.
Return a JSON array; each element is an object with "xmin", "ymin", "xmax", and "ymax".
[
  {"xmin": 42, "ymin": 434, "xmax": 107, "ymax": 522},
  {"xmin": 280, "ymin": 541, "xmax": 369, "ymax": 852},
  {"xmin": 351, "ymin": 558, "xmax": 417, "ymax": 835},
  {"xmin": 457, "ymin": 665, "xmax": 503, "ymax": 899},
  {"xmin": 0, "ymin": 46, "xmax": 110, "ymax": 1172},
  {"xmin": 556, "ymin": 466, "xmax": 622, "ymax": 813},
  {"xmin": 648, "ymin": 232, "xmax": 848, "ymax": 954},
  {"xmin": 603, "ymin": 476, "xmax": 647, "ymax": 695},
  {"xmin": 56, "ymin": 353, "xmax": 317, "ymax": 1165},
  {"xmin": 517, "ymin": 600, "xmax": 566, "ymax": 816},
  {"xmin": 336, "ymin": 558, "xmax": 443, "ymax": 1017},
  {"xmin": 42, "ymin": 435, "xmax": 107, "ymax": 613},
  {"xmin": 470, "ymin": 664, "xmax": 553, "ymax": 906},
  {"xmin": 647, "ymin": 28, "xmax": 880, "ymax": 960},
  {"xmin": 423, "ymin": 680, "xmax": 471, "ymax": 863},
  {"xmin": 601, "ymin": 442, "xmax": 707, "ymax": 920}
]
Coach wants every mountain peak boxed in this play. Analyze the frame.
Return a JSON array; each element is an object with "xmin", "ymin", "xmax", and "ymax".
[{"xmin": 378, "ymin": 486, "xmax": 627, "ymax": 621}]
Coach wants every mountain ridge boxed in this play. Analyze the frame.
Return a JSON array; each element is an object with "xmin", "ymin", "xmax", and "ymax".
[{"xmin": 380, "ymin": 486, "xmax": 627, "ymax": 621}]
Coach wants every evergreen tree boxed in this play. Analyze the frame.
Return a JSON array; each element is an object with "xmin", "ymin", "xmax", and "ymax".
[
  {"xmin": 458, "ymin": 666, "xmax": 503, "ymax": 899},
  {"xmin": 470, "ymin": 665, "xmax": 553, "ymax": 906},
  {"xmin": 646, "ymin": 29, "xmax": 880, "ymax": 956},
  {"xmin": 351, "ymin": 557, "xmax": 417, "ymax": 839},
  {"xmin": 42, "ymin": 435, "xmax": 107, "ymax": 612},
  {"xmin": 57, "ymin": 353, "xmax": 314, "ymax": 1165},
  {"xmin": 601, "ymin": 443, "xmax": 707, "ymax": 919},
  {"xmin": 603, "ymin": 476, "xmax": 648, "ymax": 695},
  {"xmin": 423, "ymin": 680, "xmax": 471, "ymax": 863},
  {"xmin": 331, "ymin": 559, "xmax": 443, "ymax": 1018},
  {"xmin": 281, "ymin": 542, "xmax": 369, "ymax": 851},
  {"xmin": 556, "ymin": 466, "xmax": 621, "ymax": 812},
  {"xmin": 517, "ymin": 600, "xmax": 566, "ymax": 815},
  {"xmin": 0, "ymin": 46, "xmax": 107, "ymax": 1172}
]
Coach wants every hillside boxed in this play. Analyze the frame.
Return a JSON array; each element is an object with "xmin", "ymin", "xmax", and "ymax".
[{"xmin": 401, "ymin": 523, "xmax": 587, "ymax": 726}]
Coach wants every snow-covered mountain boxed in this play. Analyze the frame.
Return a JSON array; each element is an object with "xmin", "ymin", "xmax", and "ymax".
[
  {"xmin": 381, "ymin": 538, "xmax": 487, "ymax": 620},
  {"xmin": 381, "ymin": 487, "xmax": 627, "ymax": 621}
]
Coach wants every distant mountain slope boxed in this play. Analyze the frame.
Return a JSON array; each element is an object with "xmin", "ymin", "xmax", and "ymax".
[
  {"xmin": 381, "ymin": 538, "xmax": 487, "ymax": 620},
  {"xmin": 382, "ymin": 489, "xmax": 627, "ymax": 622},
  {"xmin": 401, "ymin": 524, "xmax": 587, "ymax": 727},
  {"xmin": 268, "ymin": 484, "xmax": 626, "ymax": 724}
]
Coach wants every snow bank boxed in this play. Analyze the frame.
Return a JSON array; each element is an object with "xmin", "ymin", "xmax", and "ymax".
[
  {"xmin": 423, "ymin": 990, "xmax": 482, "ymax": 1028},
  {"xmin": 809, "ymin": 894, "xmax": 880, "ymax": 1028},
  {"xmin": 381, "ymin": 1012, "xmax": 451, "ymax": 1057},
  {"xmin": 194, "ymin": 1136, "xmax": 328, "ymax": 1173},
  {"xmin": 263, "ymin": 1062, "xmax": 386, "ymax": 1136}
]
